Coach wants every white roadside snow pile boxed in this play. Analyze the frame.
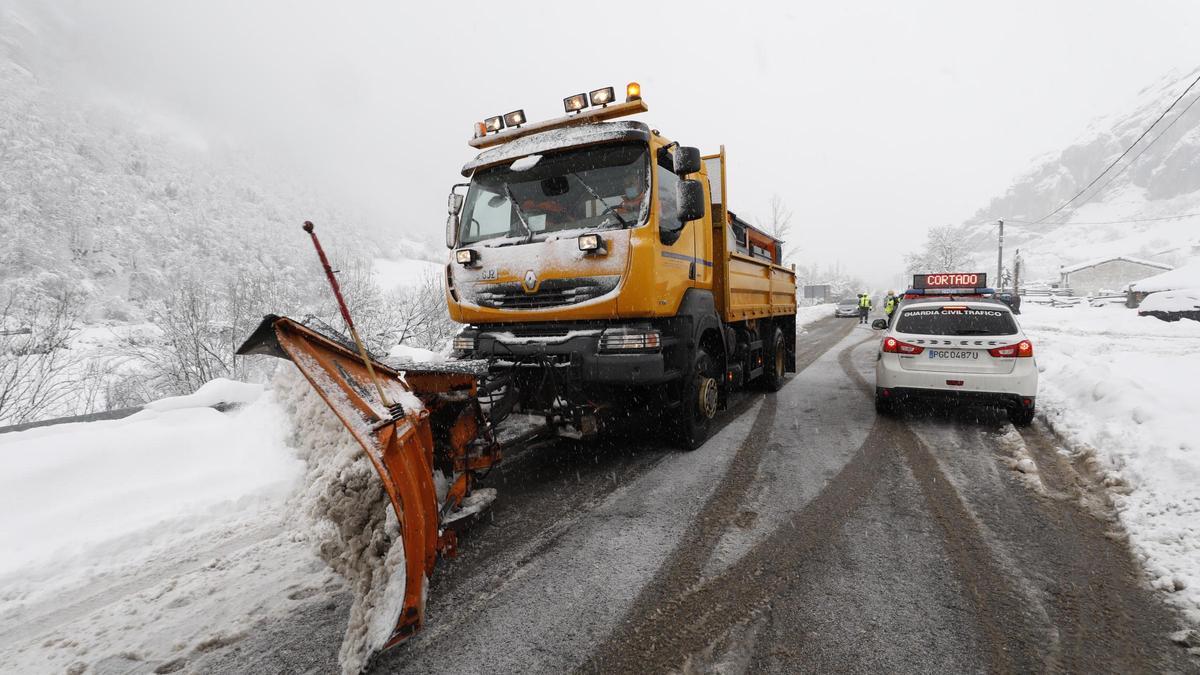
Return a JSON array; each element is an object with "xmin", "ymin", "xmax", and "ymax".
[
  {"xmin": 796, "ymin": 303, "xmax": 836, "ymax": 330},
  {"xmin": 0, "ymin": 369, "xmax": 414, "ymax": 674},
  {"xmin": 1020, "ymin": 303, "xmax": 1200, "ymax": 623},
  {"xmin": 274, "ymin": 366, "xmax": 409, "ymax": 675}
]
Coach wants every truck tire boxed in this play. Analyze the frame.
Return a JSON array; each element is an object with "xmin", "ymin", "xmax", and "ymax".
[
  {"xmin": 675, "ymin": 348, "xmax": 719, "ymax": 450},
  {"xmin": 761, "ymin": 327, "xmax": 786, "ymax": 392}
]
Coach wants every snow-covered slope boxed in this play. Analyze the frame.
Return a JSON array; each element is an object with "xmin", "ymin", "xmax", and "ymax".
[
  {"xmin": 960, "ymin": 68, "xmax": 1200, "ymax": 281},
  {"xmin": 1022, "ymin": 304, "xmax": 1200, "ymax": 623}
]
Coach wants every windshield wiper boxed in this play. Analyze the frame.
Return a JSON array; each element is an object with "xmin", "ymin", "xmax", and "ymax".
[
  {"xmin": 503, "ymin": 184, "xmax": 534, "ymax": 242},
  {"xmin": 569, "ymin": 173, "xmax": 629, "ymax": 228}
]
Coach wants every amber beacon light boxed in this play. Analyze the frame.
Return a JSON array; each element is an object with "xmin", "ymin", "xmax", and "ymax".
[{"xmin": 625, "ymin": 81, "xmax": 641, "ymax": 101}]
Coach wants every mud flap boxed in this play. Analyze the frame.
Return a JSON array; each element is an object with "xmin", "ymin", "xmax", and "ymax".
[{"xmin": 237, "ymin": 315, "xmax": 501, "ymax": 648}]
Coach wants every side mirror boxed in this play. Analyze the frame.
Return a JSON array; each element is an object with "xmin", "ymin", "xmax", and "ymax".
[
  {"xmin": 446, "ymin": 214, "xmax": 459, "ymax": 248},
  {"xmin": 448, "ymin": 192, "xmax": 464, "ymax": 215},
  {"xmin": 673, "ymin": 146, "xmax": 702, "ymax": 175},
  {"xmin": 871, "ymin": 319, "xmax": 888, "ymax": 330},
  {"xmin": 677, "ymin": 179, "xmax": 706, "ymax": 223}
]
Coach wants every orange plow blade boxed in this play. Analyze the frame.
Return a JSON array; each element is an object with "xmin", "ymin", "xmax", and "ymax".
[{"xmin": 237, "ymin": 315, "xmax": 500, "ymax": 647}]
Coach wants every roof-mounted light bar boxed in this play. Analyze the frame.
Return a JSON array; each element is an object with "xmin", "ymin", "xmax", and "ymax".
[
  {"xmin": 470, "ymin": 82, "xmax": 647, "ymax": 149},
  {"xmin": 563, "ymin": 93, "xmax": 588, "ymax": 114},
  {"xmin": 588, "ymin": 86, "xmax": 615, "ymax": 107},
  {"xmin": 503, "ymin": 110, "xmax": 526, "ymax": 128}
]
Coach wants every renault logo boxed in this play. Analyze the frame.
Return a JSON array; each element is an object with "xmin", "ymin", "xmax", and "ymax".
[{"xmin": 523, "ymin": 270, "xmax": 538, "ymax": 292}]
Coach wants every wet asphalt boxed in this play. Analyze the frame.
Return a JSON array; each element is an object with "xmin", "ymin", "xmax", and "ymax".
[{"xmin": 195, "ymin": 315, "xmax": 1198, "ymax": 674}]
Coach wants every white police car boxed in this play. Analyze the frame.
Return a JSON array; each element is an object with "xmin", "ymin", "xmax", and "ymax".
[{"xmin": 874, "ymin": 274, "xmax": 1038, "ymax": 426}]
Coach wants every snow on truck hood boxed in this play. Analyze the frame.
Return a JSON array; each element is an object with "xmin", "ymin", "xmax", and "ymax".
[{"xmin": 461, "ymin": 121, "xmax": 651, "ymax": 176}]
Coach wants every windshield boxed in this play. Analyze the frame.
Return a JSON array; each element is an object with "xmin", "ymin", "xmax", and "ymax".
[
  {"xmin": 895, "ymin": 306, "xmax": 1018, "ymax": 336},
  {"xmin": 459, "ymin": 142, "xmax": 649, "ymax": 246}
]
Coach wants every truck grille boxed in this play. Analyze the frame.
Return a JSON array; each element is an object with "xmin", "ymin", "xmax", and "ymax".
[{"xmin": 472, "ymin": 275, "xmax": 620, "ymax": 310}]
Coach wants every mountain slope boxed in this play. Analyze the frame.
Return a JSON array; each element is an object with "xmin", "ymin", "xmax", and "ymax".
[{"xmin": 959, "ymin": 68, "xmax": 1200, "ymax": 281}]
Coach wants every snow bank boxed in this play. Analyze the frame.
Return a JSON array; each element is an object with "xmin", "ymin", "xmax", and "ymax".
[
  {"xmin": 372, "ymin": 257, "xmax": 442, "ymax": 293},
  {"xmin": 272, "ymin": 366, "xmax": 410, "ymax": 675},
  {"xmin": 1130, "ymin": 257, "xmax": 1200, "ymax": 294},
  {"xmin": 0, "ymin": 366, "xmax": 419, "ymax": 674},
  {"xmin": 796, "ymin": 303, "xmax": 836, "ymax": 330},
  {"xmin": 143, "ymin": 377, "xmax": 265, "ymax": 412},
  {"xmin": 1139, "ymin": 288, "xmax": 1200, "ymax": 313},
  {"xmin": 388, "ymin": 342, "xmax": 446, "ymax": 364},
  {"xmin": 1021, "ymin": 303, "xmax": 1200, "ymax": 622},
  {"xmin": 0, "ymin": 379, "xmax": 324, "ymax": 675},
  {"xmin": 0, "ymin": 383, "xmax": 302, "ymax": 582}
]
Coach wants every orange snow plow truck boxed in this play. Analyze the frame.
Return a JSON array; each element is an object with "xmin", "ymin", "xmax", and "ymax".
[{"xmin": 236, "ymin": 83, "xmax": 796, "ymax": 654}]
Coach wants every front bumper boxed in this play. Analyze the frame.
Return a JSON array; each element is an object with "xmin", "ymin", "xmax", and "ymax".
[{"xmin": 458, "ymin": 326, "xmax": 675, "ymax": 385}]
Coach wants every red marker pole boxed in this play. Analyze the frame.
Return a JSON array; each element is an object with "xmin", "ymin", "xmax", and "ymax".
[{"xmin": 302, "ymin": 221, "xmax": 392, "ymax": 409}]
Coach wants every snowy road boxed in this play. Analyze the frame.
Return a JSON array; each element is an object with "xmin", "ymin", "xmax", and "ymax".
[{"xmin": 182, "ymin": 314, "xmax": 1197, "ymax": 674}]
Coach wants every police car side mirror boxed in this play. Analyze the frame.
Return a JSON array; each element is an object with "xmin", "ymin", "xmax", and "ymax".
[
  {"xmin": 677, "ymin": 179, "xmax": 706, "ymax": 223},
  {"xmin": 871, "ymin": 319, "xmax": 888, "ymax": 330}
]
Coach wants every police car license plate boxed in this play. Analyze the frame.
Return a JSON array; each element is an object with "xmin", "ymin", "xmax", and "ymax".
[{"xmin": 928, "ymin": 349, "xmax": 978, "ymax": 360}]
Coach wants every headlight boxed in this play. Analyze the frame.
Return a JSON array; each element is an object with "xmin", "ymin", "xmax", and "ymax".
[
  {"xmin": 503, "ymin": 110, "xmax": 526, "ymax": 128},
  {"xmin": 452, "ymin": 335, "xmax": 475, "ymax": 351},
  {"xmin": 455, "ymin": 249, "xmax": 478, "ymax": 266},
  {"xmin": 483, "ymin": 116, "xmax": 504, "ymax": 133},
  {"xmin": 563, "ymin": 93, "xmax": 588, "ymax": 113},
  {"xmin": 589, "ymin": 86, "xmax": 615, "ymax": 107},
  {"xmin": 599, "ymin": 328, "xmax": 661, "ymax": 352},
  {"xmin": 578, "ymin": 233, "xmax": 606, "ymax": 253}
]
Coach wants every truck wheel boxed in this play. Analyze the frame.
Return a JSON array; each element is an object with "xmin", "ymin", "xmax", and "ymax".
[
  {"xmin": 675, "ymin": 348, "xmax": 719, "ymax": 451},
  {"xmin": 761, "ymin": 327, "xmax": 786, "ymax": 392}
]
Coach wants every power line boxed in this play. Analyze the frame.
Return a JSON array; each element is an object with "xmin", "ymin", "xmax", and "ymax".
[
  {"xmin": 1006, "ymin": 211, "xmax": 1200, "ymax": 226},
  {"xmin": 1030, "ymin": 69, "xmax": 1200, "ymax": 225},
  {"xmin": 1043, "ymin": 88, "xmax": 1200, "ymax": 224}
]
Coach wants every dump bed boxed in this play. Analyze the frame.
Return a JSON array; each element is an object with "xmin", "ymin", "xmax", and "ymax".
[{"xmin": 703, "ymin": 150, "xmax": 797, "ymax": 323}]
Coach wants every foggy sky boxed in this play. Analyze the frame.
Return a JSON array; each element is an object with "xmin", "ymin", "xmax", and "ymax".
[{"xmin": 23, "ymin": 0, "xmax": 1200, "ymax": 287}]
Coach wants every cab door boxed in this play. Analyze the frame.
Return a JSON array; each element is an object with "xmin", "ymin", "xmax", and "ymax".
[{"xmin": 655, "ymin": 154, "xmax": 700, "ymax": 306}]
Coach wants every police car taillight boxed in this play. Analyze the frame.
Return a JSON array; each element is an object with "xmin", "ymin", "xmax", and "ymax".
[
  {"xmin": 882, "ymin": 337, "xmax": 925, "ymax": 355},
  {"xmin": 988, "ymin": 340, "xmax": 1033, "ymax": 358}
]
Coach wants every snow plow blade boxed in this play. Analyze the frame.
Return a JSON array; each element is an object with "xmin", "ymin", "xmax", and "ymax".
[{"xmin": 237, "ymin": 315, "xmax": 501, "ymax": 648}]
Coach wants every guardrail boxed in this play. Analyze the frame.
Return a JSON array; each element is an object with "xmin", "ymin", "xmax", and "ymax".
[{"xmin": 0, "ymin": 402, "xmax": 241, "ymax": 436}]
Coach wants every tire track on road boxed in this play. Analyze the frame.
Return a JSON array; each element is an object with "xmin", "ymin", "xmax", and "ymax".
[
  {"xmin": 580, "ymin": 328, "xmax": 879, "ymax": 674},
  {"xmin": 839, "ymin": 338, "xmax": 1046, "ymax": 673}
]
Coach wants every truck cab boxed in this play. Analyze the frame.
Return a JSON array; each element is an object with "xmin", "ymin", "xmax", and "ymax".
[{"xmin": 445, "ymin": 84, "xmax": 796, "ymax": 448}]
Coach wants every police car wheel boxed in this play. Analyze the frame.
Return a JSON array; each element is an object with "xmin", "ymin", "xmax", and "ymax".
[
  {"xmin": 1008, "ymin": 405, "xmax": 1035, "ymax": 427},
  {"xmin": 875, "ymin": 390, "xmax": 896, "ymax": 416}
]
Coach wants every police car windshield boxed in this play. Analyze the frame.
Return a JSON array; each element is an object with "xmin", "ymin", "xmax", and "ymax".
[
  {"xmin": 895, "ymin": 306, "xmax": 1018, "ymax": 336},
  {"xmin": 460, "ymin": 142, "xmax": 649, "ymax": 246}
]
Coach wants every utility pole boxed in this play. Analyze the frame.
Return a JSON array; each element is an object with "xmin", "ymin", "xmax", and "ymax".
[
  {"xmin": 1013, "ymin": 249, "xmax": 1022, "ymax": 295},
  {"xmin": 996, "ymin": 219, "xmax": 1004, "ymax": 291}
]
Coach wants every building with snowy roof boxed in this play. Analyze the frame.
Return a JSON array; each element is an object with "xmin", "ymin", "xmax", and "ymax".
[
  {"xmin": 1126, "ymin": 257, "xmax": 1200, "ymax": 306},
  {"xmin": 1058, "ymin": 256, "xmax": 1173, "ymax": 296}
]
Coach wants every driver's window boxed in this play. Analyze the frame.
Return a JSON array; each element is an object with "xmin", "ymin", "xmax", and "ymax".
[{"xmin": 657, "ymin": 165, "xmax": 682, "ymax": 236}]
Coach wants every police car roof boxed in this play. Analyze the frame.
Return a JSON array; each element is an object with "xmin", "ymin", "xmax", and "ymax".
[{"xmin": 900, "ymin": 297, "xmax": 1011, "ymax": 310}]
